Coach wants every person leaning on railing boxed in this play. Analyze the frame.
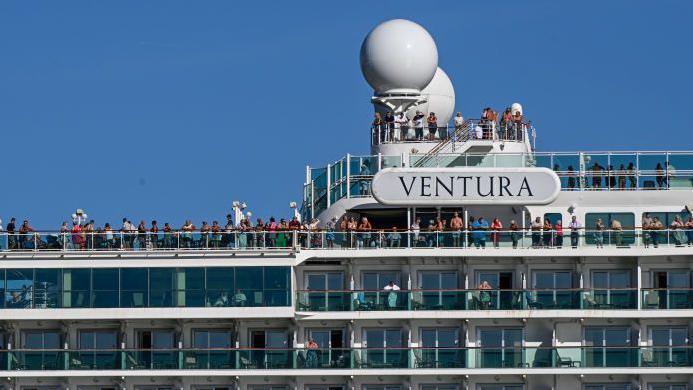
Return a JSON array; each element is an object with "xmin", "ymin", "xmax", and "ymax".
[
  {"xmin": 509, "ymin": 220, "xmax": 520, "ymax": 248},
  {"xmin": 569, "ymin": 215, "xmax": 581, "ymax": 248}
]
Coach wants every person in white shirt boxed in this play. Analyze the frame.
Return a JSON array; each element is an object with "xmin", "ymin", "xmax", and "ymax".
[
  {"xmin": 383, "ymin": 280, "xmax": 401, "ymax": 308},
  {"xmin": 383, "ymin": 281, "xmax": 400, "ymax": 291},
  {"xmin": 394, "ymin": 112, "xmax": 408, "ymax": 141},
  {"xmin": 568, "ymin": 215, "xmax": 581, "ymax": 248},
  {"xmin": 453, "ymin": 112, "xmax": 465, "ymax": 135}
]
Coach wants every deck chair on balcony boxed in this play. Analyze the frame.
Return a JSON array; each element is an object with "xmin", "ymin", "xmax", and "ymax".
[
  {"xmin": 183, "ymin": 355, "xmax": 198, "ymax": 369},
  {"xmin": 239, "ymin": 356, "xmax": 258, "ymax": 369},
  {"xmin": 643, "ymin": 291, "xmax": 660, "ymax": 309},
  {"xmin": 70, "ymin": 357, "xmax": 92, "ymax": 370},
  {"xmin": 413, "ymin": 349, "xmax": 435, "ymax": 368},
  {"xmin": 354, "ymin": 292, "xmax": 375, "ymax": 311},
  {"xmin": 556, "ymin": 353, "xmax": 580, "ymax": 367},
  {"xmin": 641, "ymin": 348, "xmax": 655, "ymax": 367},
  {"xmin": 583, "ymin": 292, "xmax": 611, "ymax": 309},
  {"xmin": 125, "ymin": 353, "xmax": 146, "ymax": 369},
  {"xmin": 525, "ymin": 291, "xmax": 543, "ymax": 310}
]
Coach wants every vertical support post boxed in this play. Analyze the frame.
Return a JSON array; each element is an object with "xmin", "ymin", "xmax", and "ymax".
[
  {"xmin": 636, "ymin": 258, "xmax": 642, "ymax": 310},
  {"xmin": 464, "ymin": 208, "xmax": 469, "ymax": 247},
  {"xmin": 326, "ymin": 163, "xmax": 331, "ymax": 209},
  {"xmin": 406, "ymin": 207, "xmax": 411, "ymax": 247},
  {"xmin": 310, "ymin": 182, "xmax": 315, "ymax": 220},
  {"xmin": 346, "ymin": 153, "xmax": 351, "ymax": 199},
  {"xmin": 635, "ymin": 152, "xmax": 640, "ymax": 190},
  {"xmin": 377, "ymin": 153, "xmax": 382, "ymax": 171}
]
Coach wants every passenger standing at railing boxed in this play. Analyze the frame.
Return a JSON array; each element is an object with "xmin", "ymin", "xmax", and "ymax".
[
  {"xmin": 542, "ymin": 219, "xmax": 553, "ymax": 247},
  {"xmin": 357, "ymin": 217, "xmax": 372, "ymax": 248},
  {"xmin": 449, "ymin": 212, "xmax": 464, "ymax": 248},
  {"xmin": 6, "ymin": 217, "xmax": 16, "ymax": 250},
  {"xmin": 500, "ymin": 108, "xmax": 512, "ymax": 139},
  {"xmin": 626, "ymin": 163, "xmax": 637, "ymax": 188},
  {"xmin": 567, "ymin": 165, "xmax": 577, "ymax": 190},
  {"xmin": 181, "ymin": 220, "xmax": 195, "ymax": 248},
  {"xmin": 454, "ymin": 112, "xmax": 464, "ymax": 137},
  {"xmin": 569, "ymin": 216, "xmax": 580, "ymax": 248},
  {"xmin": 163, "ymin": 223, "xmax": 172, "ymax": 248},
  {"xmin": 288, "ymin": 216, "xmax": 301, "ymax": 247},
  {"xmin": 372, "ymin": 112, "xmax": 383, "ymax": 144},
  {"xmin": 591, "ymin": 162, "xmax": 604, "ymax": 189},
  {"xmin": 408, "ymin": 217, "xmax": 420, "ymax": 247},
  {"xmin": 472, "ymin": 217, "xmax": 488, "ymax": 248},
  {"xmin": 211, "ymin": 221, "xmax": 221, "ymax": 248},
  {"xmin": 531, "ymin": 217, "xmax": 542, "ymax": 247},
  {"xmin": 685, "ymin": 216, "xmax": 693, "ymax": 246},
  {"xmin": 593, "ymin": 218, "xmax": 605, "ymax": 248},
  {"xmin": 607, "ymin": 165, "xmax": 616, "ymax": 189},
  {"xmin": 254, "ymin": 218, "xmax": 265, "ymax": 248},
  {"xmin": 386, "ymin": 227, "xmax": 401, "ymax": 248},
  {"xmin": 85, "ymin": 220, "xmax": 95, "ymax": 249},
  {"xmin": 611, "ymin": 219, "xmax": 623, "ymax": 246},
  {"xmin": 359, "ymin": 161, "xmax": 371, "ymax": 196},
  {"xmin": 104, "ymin": 223, "xmax": 114, "ymax": 249},
  {"xmin": 325, "ymin": 217, "xmax": 336, "ymax": 248},
  {"xmin": 425, "ymin": 219, "xmax": 436, "ymax": 247},
  {"xmin": 137, "ymin": 220, "xmax": 148, "ymax": 250},
  {"xmin": 384, "ymin": 111, "xmax": 395, "ymax": 142},
  {"xmin": 71, "ymin": 222, "xmax": 84, "ymax": 250},
  {"xmin": 18, "ymin": 219, "xmax": 34, "ymax": 249},
  {"xmin": 413, "ymin": 111, "xmax": 425, "ymax": 141},
  {"xmin": 509, "ymin": 220, "xmax": 520, "ymax": 248},
  {"xmin": 641, "ymin": 213, "xmax": 652, "ymax": 247},
  {"xmin": 276, "ymin": 218, "xmax": 289, "ymax": 247},
  {"xmin": 491, "ymin": 218, "xmax": 502, "ymax": 248},
  {"xmin": 511, "ymin": 110, "xmax": 523, "ymax": 141},
  {"xmin": 59, "ymin": 221, "xmax": 69, "ymax": 249},
  {"xmin": 121, "ymin": 218, "xmax": 133, "ymax": 249},
  {"xmin": 617, "ymin": 164, "xmax": 627, "ymax": 190},
  {"xmin": 427, "ymin": 112, "xmax": 437, "ymax": 140},
  {"xmin": 670, "ymin": 216, "xmax": 686, "ymax": 246},
  {"xmin": 266, "ymin": 217, "xmax": 278, "ymax": 247},
  {"xmin": 650, "ymin": 216, "xmax": 663, "ymax": 247},
  {"xmin": 223, "ymin": 214, "xmax": 234, "ymax": 248},
  {"xmin": 555, "ymin": 220, "xmax": 564, "ymax": 248},
  {"xmin": 395, "ymin": 112, "xmax": 408, "ymax": 141},
  {"xmin": 150, "ymin": 220, "xmax": 159, "ymax": 249},
  {"xmin": 655, "ymin": 163, "xmax": 665, "ymax": 189}
]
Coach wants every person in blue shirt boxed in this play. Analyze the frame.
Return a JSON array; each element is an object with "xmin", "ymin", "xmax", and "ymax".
[{"xmin": 472, "ymin": 217, "xmax": 489, "ymax": 248}]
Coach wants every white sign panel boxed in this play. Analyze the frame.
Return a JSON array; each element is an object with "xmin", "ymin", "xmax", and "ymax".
[{"xmin": 371, "ymin": 167, "xmax": 561, "ymax": 205}]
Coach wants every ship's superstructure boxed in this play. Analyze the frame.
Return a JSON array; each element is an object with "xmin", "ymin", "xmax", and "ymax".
[{"xmin": 0, "ymin": 18, "xmax": 692, "ymax": 390}]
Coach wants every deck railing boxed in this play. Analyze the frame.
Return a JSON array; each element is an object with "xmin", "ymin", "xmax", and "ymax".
[
  {"xmin": 295, "ymin": 288, "xmax": 654, "ymax": 312},
  {"xmin": 0, "ymin": 228, "xmax": 691, "ymax": 252},
  {"xmin": 0, "ymin": 346, "xmax": 690, "ymax": 371},
  {"xmin": 304, "ymin": 151, "xmax": 693, "ymax": 219}
]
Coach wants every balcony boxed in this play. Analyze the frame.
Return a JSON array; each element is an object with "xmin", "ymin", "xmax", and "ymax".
[
  {"xmin": 1, "ymin": 229, "xmax": 691, "ymax": 253},
  {"xmin": 1, "ymin": 347, "xmax": 690, "ymax": 371},
  {"xmin": 642, "ymin": 289, "xmax": 693, "ymax": 309},
  {"xmin": 304, "ymin": 151, "xmax": 693, "ymax": 219},
  {"xmin": 296, "ymin": 289, "xmax": 640, "ymax": 312}
]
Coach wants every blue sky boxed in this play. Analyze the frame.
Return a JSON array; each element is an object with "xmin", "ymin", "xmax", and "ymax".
[{"xmin": 1, "ymin": 0, "xmax": 691, "ymax": 228}]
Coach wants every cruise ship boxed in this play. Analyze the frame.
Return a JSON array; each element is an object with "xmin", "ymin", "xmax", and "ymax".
[{"xmin": 0, "ymin": 18, "xmax": 692, "ymax": 390}]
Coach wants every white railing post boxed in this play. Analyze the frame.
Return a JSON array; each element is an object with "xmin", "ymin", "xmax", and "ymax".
[
  {"xmin": 326, "ymin": 163, "xmax": 331, "ymax": 209},
  {"xmin": 346, "ymin": 153, "xmax": 351, "ymax": 199}
]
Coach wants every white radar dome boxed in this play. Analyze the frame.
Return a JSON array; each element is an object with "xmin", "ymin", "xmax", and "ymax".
[
  {"xmin": 405, "ymin": 67, "xmax": 455, "ymax": 125},
  {"xmin": 360, "ymin": 19, "xmax": 438, "ymax": 95}
]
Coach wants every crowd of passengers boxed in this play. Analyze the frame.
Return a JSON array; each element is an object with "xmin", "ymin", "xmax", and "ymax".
[
  {"xmin": 557, "ymin": 161, "xmax": 675, "ymax": 190},
  {"xmin": 0, "ymin": 214, "xmax": 319, "ymax": 250},
  {"xmin": 328, "ymin": 212, "xmax": 693, "ymax": 249},
  {"xmin": 1, "ymin": 211, "xmax": 692, "ymax": 251},
  {"xmin": 371, "ymin": 106, "xmax": 527, "ymax": 143}
]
